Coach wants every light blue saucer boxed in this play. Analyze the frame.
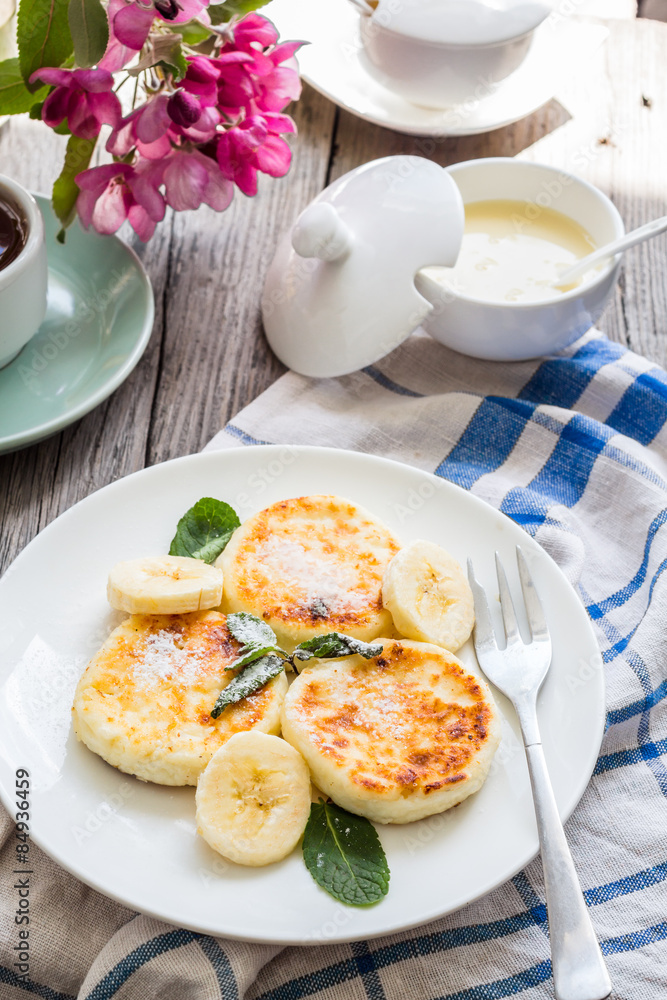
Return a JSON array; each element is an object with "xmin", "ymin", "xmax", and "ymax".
[{"xmin": 0, "ymin": 195, "xmax": 154, "ymax": 454}]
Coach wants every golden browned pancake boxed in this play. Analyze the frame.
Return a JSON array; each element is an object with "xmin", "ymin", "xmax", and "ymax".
[
  {"xmin": 218, "ymin": 495, "xmax": 401, "ymax": 649},
  {"xmin": 281, "ymin": 638, "xmax": 500, "ymax": 823},
  {"xmin": 72, "ymin": 610, "xmax": 287, "ymax": 785}
]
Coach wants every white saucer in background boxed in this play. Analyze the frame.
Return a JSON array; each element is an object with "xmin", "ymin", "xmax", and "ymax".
[{"xmin": 265, "ymin": 0, "xmax": 608, "ymax": 137}]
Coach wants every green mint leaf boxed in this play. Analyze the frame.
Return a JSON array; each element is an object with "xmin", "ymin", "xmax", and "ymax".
[
  {"xmin": 0, "ymin": 58, "xmax": 47, "ymax": 114},
  {"xmin": 52, "ymin": 134, "xmax": 96, "ymax": 230},
  {"xmin": 227, "ymin": 611, "xmax": 277, "ymax": 649},
  {"xmin": 293, "ymin": 633, "xmax": 383, "ymax": 662},
  {"xmin": 211, "ymin": 653, "xmax": 284, "ymax": 718},
  {"xmin": 169, "ymin": 497, "xmax": 240, "ymax": 563},
  {"xmin": 68, "ymin": 0, "xmax": 109, "ymax": 68},
  {"xmin": 18, "ymin": 0, "xmax": 73, "ymax": 91},
  {"xmin": 302, "ymin": 802, "xmax": 390, "ymax": 906},
  {"xmin": 225, "ymin": 612, "xmax": 282, "ymax": 670},
  {"xmin": 227, "ymin": 644, "xmax": 282, "ymax": 671}
]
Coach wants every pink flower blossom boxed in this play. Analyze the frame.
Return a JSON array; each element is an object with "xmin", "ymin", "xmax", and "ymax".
[
  {"xmin": 250, "ymin": 40, "xmax": 302, "ymax": 113},
  {"xmin": 213, "ymin": 51, "xmax": 258, "ymax": 116},
  {"xmin": 107, "ymin": 93, "xmax": 172, "ymax": 158},
  {"xmin": 162, "ymin": 150, "xmax": 233, "ymax": 212},
  {"xmin": 182, "ymin": 55, "xmax": 221, "ymax": 106},
  {"xmin": 76, "ymin": 162, "xmax": 165, "ymax": 241},
  {"xmin": 231, "ymin": 12, "xmax": 280, "ymax": 51},
  {"xmin": 214, "ymin": 15, "xmax": 302, "ymax": 116},
  {"xmin": 216, "ymin": 112, "xmax": 295, "ymax": 197},
  {"xmin": 113, "ymin": 0, "xmax": 210, "ymax": 51},
  {"xmin": 30, "ymin": 67, "xmax": 121, "ymax": 141},
  {"xmin": 99, "ymin": 0, "xmax": 136, "ymax": 72}
]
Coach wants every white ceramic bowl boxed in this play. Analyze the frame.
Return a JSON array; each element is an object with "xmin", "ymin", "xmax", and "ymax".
[
  {"xmin": 358, "ymin": 0, "xmax": 550, "ymax": 109},
  {"xmin": 0, "ymin": 175, "xmax": 48, "ymax": 369},
  {"xmin": 416, "ymin": 159, "xmax": 625, "ymax": 361}
]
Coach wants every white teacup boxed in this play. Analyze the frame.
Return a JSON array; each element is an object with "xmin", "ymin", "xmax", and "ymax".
[
  {"xmin": 0, "ymin": 175, "xmax": 48, "ymax": 369},
  {"xmin": 356, "ymin": 0, "xmax": 551, "ymax": 109}
]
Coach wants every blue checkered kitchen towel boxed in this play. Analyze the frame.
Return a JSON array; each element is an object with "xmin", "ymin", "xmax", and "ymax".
[{"xmin": 1, "ymin": 328, "xmax": 666, "ymax": 1000}]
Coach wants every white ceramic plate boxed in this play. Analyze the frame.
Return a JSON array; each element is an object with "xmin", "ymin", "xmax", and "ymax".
[
  {"xmin": 265, "ymin": 0, "xmax": 608, "ymax": 137},
  {"xmin": 0, "ymin": 447, "xmax": 605, "ymax": 944}
]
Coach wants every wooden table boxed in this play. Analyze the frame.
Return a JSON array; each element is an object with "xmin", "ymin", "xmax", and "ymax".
[{"xmin": 1, "ymin": 15, "xmax": 666, "ymax": 576}]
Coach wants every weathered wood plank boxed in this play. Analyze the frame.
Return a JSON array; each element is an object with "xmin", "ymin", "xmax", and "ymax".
[
  {"xmin": 145, "ymin": 84, "xmax": 337, "ymax": 465},
  {"xmin": 518, "ymin": 19, "xmax": 667, "ymax": 364}
]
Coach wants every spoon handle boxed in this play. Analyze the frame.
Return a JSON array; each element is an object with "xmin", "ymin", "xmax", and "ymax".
[
  {"xmin": 346, "ymin": 0, "xmax": 375, "ymax": 13},
  {"xmin": 555, "ymin": 214, "xmax": 667, "ymax": 287}
]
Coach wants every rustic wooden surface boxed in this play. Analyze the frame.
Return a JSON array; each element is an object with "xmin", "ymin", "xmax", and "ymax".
[{"xmin": 1, "ymin": 16, "xmax": 666, "ymax": 577}]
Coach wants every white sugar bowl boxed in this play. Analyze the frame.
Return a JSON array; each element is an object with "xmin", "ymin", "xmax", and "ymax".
[
  {"xmin": 262, "ymin": 155, "xmax": 624, "ymax": 376},
  {"xmin": 417, "ymin": 158, "xmax": 624, "ymax": 361},
  {"xmin": 355, "ymin": 0, "xmax": 551, "ymax": 109}
]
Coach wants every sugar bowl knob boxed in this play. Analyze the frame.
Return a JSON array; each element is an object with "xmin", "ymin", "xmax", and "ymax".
[{"xmin": 291, "ymin": 203, "xmax": 354, "ymax": 262}]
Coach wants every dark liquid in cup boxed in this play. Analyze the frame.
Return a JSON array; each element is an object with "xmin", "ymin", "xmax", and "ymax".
[{"xmin": 0, "ymin": 189, "xmax": 28, "ymax": 272}]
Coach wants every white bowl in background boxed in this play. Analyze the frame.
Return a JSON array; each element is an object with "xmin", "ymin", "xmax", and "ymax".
[
  {"xmin": 416, "ymin": 158, "xmax": 625, "ymax": 361},
  {"xmin": 357, "ymin": 0, "xmax": 551, "ymax": 110}
]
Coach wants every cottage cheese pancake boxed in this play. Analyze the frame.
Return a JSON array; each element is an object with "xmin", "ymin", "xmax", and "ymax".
[
  {"xmin": 281, "ymin": 639, "xmax": 500, "ymax": 824},
  {"xmin": 72, "ymin": 610, "xmax": 287, "ymax": 785},
  {"xmin": 219, "ymin": 495, "xmax": 401, "ymax": 649}
]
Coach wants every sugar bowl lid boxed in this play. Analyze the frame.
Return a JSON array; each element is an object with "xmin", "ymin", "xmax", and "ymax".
[{"xmin": 261, "ymin": 156, "xmax": 464, "ymax": 378}]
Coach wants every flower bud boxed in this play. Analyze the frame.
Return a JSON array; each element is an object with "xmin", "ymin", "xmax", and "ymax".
[
  {"xmin": 167, "ymin": 90, "xmax": 202, "ymax": 127},
  {"xmin": 154, "ymin": 0, "xmax": 180, "ymax": 20}
]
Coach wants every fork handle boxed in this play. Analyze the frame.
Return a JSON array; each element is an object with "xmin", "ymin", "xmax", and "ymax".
[{"xmin": 524, "ymin": 742, "xmax": 612, "ymax": 1000}]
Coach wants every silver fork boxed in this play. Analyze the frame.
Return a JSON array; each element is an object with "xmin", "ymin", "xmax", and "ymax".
[{"xmin": 467, "ymin": 547, "xmax": 612, "ymax": 1000}]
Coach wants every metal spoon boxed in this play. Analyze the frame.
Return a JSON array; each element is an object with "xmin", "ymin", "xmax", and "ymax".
[
  {"xmin": 346, "ymin": 0, "xmax": 375, "ymax": 14},
  {"xmin": 553, "ymin": 214, "xmax": 667, "ymax": 289}
]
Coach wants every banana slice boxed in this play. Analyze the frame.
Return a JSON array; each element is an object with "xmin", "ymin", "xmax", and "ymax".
[
  {"xmin": 195, "ymin": 731, "xmax": 312, "ymax": 866},
  {"xmin": 382, "ymin": 540, "xmax": 474, "ymax": 652},
  {"xmin": 107, "ymin": 555, "xmax": 223, "ymax": 615}
]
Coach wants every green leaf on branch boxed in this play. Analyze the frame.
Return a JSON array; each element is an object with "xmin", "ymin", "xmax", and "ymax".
[
  {"xmin": 152, "ymin": 35, "xmax": 187, "ymax": 80},
  {"xmin": 172, "ymin": 20, "xmax": 212, "ymax": 46},
  {"xmin": 52, "ymin": 133, "xmax": 95, "ymax": 232},
  {"xmin": 68, "ymin": 0, "xmax": 108, "ymax": 68},
  {"xmin": 302, "ymin": 802, "xmax": 390, "ymax": 906},
  {"xmin": 18, "ymin": 0, "xmax": 73, "ymax": 90},
  {"xmin": 211, "ymin": 653, "xmax": 285, "ymax": 718},
  {"xmin": 207, "ymin": 0, "xmax": 272, "ymax": 26},
  {"xmin": 169, "ymin": 497, "xmax": 241, "ymax": 563},
  {"xmin": 0, "ymin": 58, "xmax": 47, "ymax": 114}
]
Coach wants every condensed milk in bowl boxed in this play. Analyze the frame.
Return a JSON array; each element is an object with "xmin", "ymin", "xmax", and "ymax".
[{"xmin": 416, "ymin": 158, "xmax": 625, "ymax": 361}]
